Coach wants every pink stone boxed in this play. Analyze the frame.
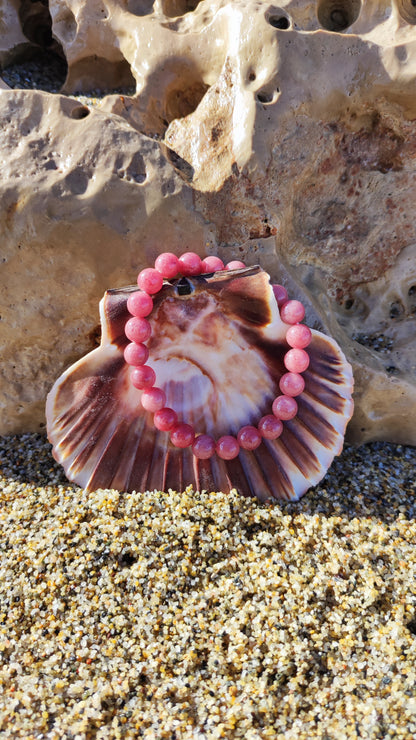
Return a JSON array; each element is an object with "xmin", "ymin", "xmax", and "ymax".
[
  {"xmin": 280, "ymin": 299, "xmax": 305, "ymax": 325},
  {"xmin": 178, "ymin": 252, "xmax": 203, "ymax": 276},
  {"xmin": 123, "ymin": 342, "xmax": 149, "ymax": 366},
  {"xmin": 216, "ymin": 435, "xmax": 240, "ymax": 460},
  {"xmin": 285, "ymin": 324, "xmax": 312, "ymax": 349},
  {"xmin": 284, "ymin": 348, "xmax": 310, "ymax": 373},
  {"xmin": 153, "ymin": 407, "xmax": 178, "ymax": 431},
  {"xmin": 170, "ymin": 423, "xmax": 195, "ymax": 448},
  {"xmin": 140, "ymin": 387, "xmax": 166, "ymax": 412},
  {"xmin": 127, "ymin": 291, "xmax": 153, "ymax": 318},
  {"xmin": 272, "ymin": 284, "xmax": 289, "ymax": 307},
  {"xmin": 192, "ymin": 434, "xmax": 216, "ymax": 459},
  {"xmin": 155, "ymin": 252, "xmax": 180, "ymax": 279},
  {"xmin": 237, "ymin": 425, "xmax": 262, "ymax": 450},
  {"xmin": 201, "ymin": 256, "xmax": 225, "ymax": 272},
  {"xmin": 279, "ymin": 372, "xmax": 305, "ymax": 397},
  {"xmin": 124, "ymin": 316, "xmax": 152, "ymax": 344},
  {"xmin": 272, "ymin": 395, "xmax": 298, "ymax": 420},
  {"xmin": 130, "ymin": 365, "xmax": 156, "ymax": 390},
  {"xmin": 225, "ymin": 260, "xmax": 246, "ymax": 270},
  {"xmin": 137, "ymin": 267, "xmax": 164, "ymax": 294},
  {"xmin": 258, "ymin": 415, "xmax": 283, "ymax": 439}
]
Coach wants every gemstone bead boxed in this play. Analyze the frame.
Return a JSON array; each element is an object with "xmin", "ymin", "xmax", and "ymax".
[
  {"xmin": 225, "ymin": 260, "xmax": 246, "ymax": 270},
  {"xmin": 273, "ymin": 284, "xmax": 289, "ymax": 307},
  {"xmin": 154, "ymin": 407, "xmax": 178, "ymax": 431},
  {"xmin": 178, "ymin": 252, "xmax": 203, "ymax": 276},
  {"xmin": 140, "ymin": 387, "xmax": 166, "ymax": 412},
  {"xmin": 127, "ymin": 291, "xmax": 153, "ymax": 318},
  {"xmin": 124, "ymin": 342, "xmax": 149, "ymax": 366},
  {"xmin": 285, "ymin": 323, "xmax": 312, "ymax": 349},
  {"xmin": 170, "ymin": 423, "xmax": 195, "ymax": 448},
  {"xmin": 137, "ymin": 267, "xmax": 164, "ymax": 294},
  {"xmin": 272, "ymin": 395, "xmax": 298, "ymax": 420},
  {"xmin": 280, "ymin": 300, "xmax": 305, "ymax": 325},
  {"xmin": 130, "ymin": 365, "xmax": 156, "ymax": 390},
  {"xmin": 258, "ymin": 415, "xmax": 283, "ymax": 439},
  {"xmin": 192, "ymin": 434, "xmax": 216, "ymax": 459},
  {"xmin": 284, "ymin": 348, "xmax": 310, "ymax": 373},
  {"xmin": 237, "ymin": 425, "xmax": 262, "ymax": 450},
  {"xmin": 216, "ymin": 436, "xmax": 240, "ymax": 460},
  {"xmin": 279, "ymin": 372, "xmax": 305, "ymax": 397},
  {"xmin": 155, "ymin": 252, "xmax": 180, "ymax": 279},
  {"xmin": 201, "ymin": 256, "xmax": 225, "ymax": 273},
  {"xmin": 124, "ymin": 317, "xmax": 152, "ymax": 344}
]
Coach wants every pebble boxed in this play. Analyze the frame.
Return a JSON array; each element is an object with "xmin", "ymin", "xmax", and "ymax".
[{"xmin": 0, "ymin": 433, "xmax": 415, "ymax": 739}]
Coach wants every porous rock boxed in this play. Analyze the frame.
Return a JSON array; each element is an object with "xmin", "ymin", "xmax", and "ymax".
[{"xmin": 0, "ymin": 0, "xmax": 415, "ymax": 446}]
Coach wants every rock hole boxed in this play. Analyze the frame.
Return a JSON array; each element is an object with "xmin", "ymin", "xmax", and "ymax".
[
  {"xmin": 161, "ymin": 0, "xmax": 202, "ymax": 17},
  {"xmin": 165, "ymin": 80, "xmax": 209, "ymax": 122},
  {"xmin": 406, "ymin": 618, "xmax": 416, "ymax": 635},
  {"xmin": 256, "ymin": 89, "xmax": 279, "ymax": 105},
  {"xmin": 268, "ymin": 14, "xmax": 290, "ymax": 29},
  {"xmin": 248, "ymin": 71, "xmax": 256, "ymax": 82},
  {"xmin": 127, "ymin": 0, "xmax": 156, "ymax": 15},
  {"xmin": 317, "ymin": 0, "xmax": 361, "ymax": 32},
  {"xmin": 397, "ymin": 0, "xmax": 416, "ymax": 24},
  {"xmin": 70, "ymin": 105, "xmax": 90, "ymax": 120},
  {"xmin": 408, "ymin": 285, "xmax": 416, "ymax": 296},
  {"xmin": 344, "ymin": 299, "xmax": 354, "ymax": 310},
  {"xmin": 389, "ymin": 300, "xmax": 404, "ymax": 319},
  {"xmin": 164, "ymin": 147, "xmax": 194, "ymax": 182},
  {"xmin": 118, "ymin": 552, "xmax": 137, "ymax": 568},
  {"xmin": 65, "ymin": 57, "xmax": 136, "ymax": 95}
]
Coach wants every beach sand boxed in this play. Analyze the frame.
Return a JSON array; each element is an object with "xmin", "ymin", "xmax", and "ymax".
[{"xmin": 0, "ymin": 433, "xmax": 415, "ymax": 739}]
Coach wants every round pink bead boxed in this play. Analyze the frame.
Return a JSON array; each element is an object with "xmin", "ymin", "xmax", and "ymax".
[
  {"xmin": 284, "ymin": 348, "xmax": 310, "ymax": 373},
  {"xmin": 131, "ymin": 365, "xmax": 156, "ymax": 390},
  {"xmin": 280, "ymin": 300, "xmax": 305, "ymax": 325},
  {"xmin": 285, "ymin": 324, "xmax": 312, "ymax": 349},
  {"xmin": 225, "ymin": 260, "xmax": 246, "ymax": 270},
  {"xmin": 127, "ymin": 291, "xmax": 153, "ymax": 318},
  {"xmin": 178, "ymin": 252, "xmax": 203, "ymax": 276},
  {"xmin": 273, "ymin": 284, "xmax": 288, "ymax": 307},
  {"xmin": 154, "ymin": 407, "xmax": 178, "ymax": 432},
  {"xmin": 192, "ymin": 434, "xmax": 216, "ymax": 459},
  {"xmin": 258, "ymin": 415, "xmax": 283, "ymax": 440},
  {"xmin": 216, "ymin": 436, "xmax": 240, "ymax": 460},
  {"xmin": 137, "ymin": 267, "xmax": 164, "ymax": 294},
  {"xmin": 279, "ymin": 372, "xmax": 305, "ymax": 397},
  {"xmin": 201, "ymin": 256, "xmax": 225, "ymax": 273},
  {"xmin": 154, "ymin": 252, "xmax": 180, "ymax": 279},
  {"xmin": 140, "ymin": 387, "xmax": 166, "ymax": 412},
  {"xmin": 124, "ymin": 342, "xmax": 149, "ymax": 366},
  {"xmin": 170, "ymin": 423, "xmax": 195, "ymax": 448},
  {"xmin": 237, "ymin": 425, "xmax": 262, "ymax": 450},
  {"xmin": 124, "ymin": 317, "xmax": 152, "ymax": 344},
  {"xmin": 272, "ymin": 395, "xmax": 298, "ymax": 420}
]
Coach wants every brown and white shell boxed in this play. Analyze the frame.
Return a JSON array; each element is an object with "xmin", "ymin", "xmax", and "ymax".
[{"xmin": 46, "ymin": 266, "xmax": 354, "ymax": 501}]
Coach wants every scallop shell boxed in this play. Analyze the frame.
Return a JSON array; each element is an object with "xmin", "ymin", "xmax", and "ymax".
[{"xmin": 46, "ymin": 266, "xmax": 354, "ymax": 501}]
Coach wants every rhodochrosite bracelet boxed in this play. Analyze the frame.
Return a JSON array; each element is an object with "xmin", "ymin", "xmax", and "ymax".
[{"xmin": 124, "ymin": 252, "xmax": 312, "ymax": 461}]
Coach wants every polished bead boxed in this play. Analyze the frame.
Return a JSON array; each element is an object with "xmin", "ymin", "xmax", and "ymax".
[
  {"xmin": 279, "ymin": 372, "xmax": 305, "ymax": 397},
  {"xmin": 284, "ymin": 348, "xmax": 310, "ymax": 373},
  {"xmin": 201, "ymin": 256, "xmax": 225, "ymax": 273},
  {"xmin": 258, "ymin": 415, "xmax": 283, "ymax": 439},
  {"xmin": 272, "ymin": 395, "xmax": 298, "ymax": 420},
  {"xmin": 237, "ymin": 425, "xmax": 262, "ymax": 450},
  {"xmin": 280, "ymin": 299, "xmax": 305, "ymax": 324},
  {"xmin": 272, "ymin": 284, "xmax": 288, "ymax": 307},
  {"xmin": 192, "ymin": 434, "xmax": 216, "ymax": 459},
  {"xmin": 155, "ymin": 252, "xmax": 180, "ymax": 279},
  {"xmin": 123, "ymin": 342, "xmax": 149, "ymax": 366},
  {"xmin": 127, "ymin": 291, "xmax": 153, "ymax": 318},
  {"xmin": 140, "ymin": 387, "xmax": 166, "ymax": 412},
  {"xmin": 170, "ymin": 423, "xmax": 195, "ymax": 448},
  {"xmin": 178, "ymin": 252, "xmax": 203, "ymax": 276},
  {"xmin": 131, "ymin": 365, "xmax": 156, "ymax": 389},
  {"xmin": 285, "ymin": 323, "xmax": 312, "ymax": 349},
  {"xmin": 124, "ymin": 317, "xmax": 152, "ymax": 344},
  {"xmin": 137, "ymin": 267, "xmax": 164, "ymax": 294},
  {"xmin": 154, "ymin": 407, "xmax": 178, "ymax": 431},
  {"xmin": 216, "ymin": 436, "xmax": 240, "ymax": 460},
  {"xmin": 225, "ymin": 260, "xmax": 246, "ymax": 270}
]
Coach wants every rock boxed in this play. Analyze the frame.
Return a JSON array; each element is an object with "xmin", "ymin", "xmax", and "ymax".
[{"xmin": 0, "ymin": 0, "xmax": 415, "ymax": 445}]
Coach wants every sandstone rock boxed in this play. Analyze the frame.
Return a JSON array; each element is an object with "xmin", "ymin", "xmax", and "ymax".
[{"xmin": 0, "ymin": 0, "xmax": 415, "ymax": 446}]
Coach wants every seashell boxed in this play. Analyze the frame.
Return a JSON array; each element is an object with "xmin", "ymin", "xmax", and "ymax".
[{"xmin": 46, "ymin": 266, "xmax": 354, "ymax": 501}]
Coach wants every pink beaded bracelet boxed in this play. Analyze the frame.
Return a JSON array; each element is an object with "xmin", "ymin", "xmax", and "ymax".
[{"xmin": 124, "ymin": 252, "xmax": 312, "ymax": 461}]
